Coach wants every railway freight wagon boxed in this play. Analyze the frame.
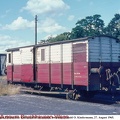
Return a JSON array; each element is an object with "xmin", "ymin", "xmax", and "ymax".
[
  {"xmin": 6, "ymin": 36, "xmax": 120, "ymax": 98},
  {"xmin": 0, "ymin": 54, "xmax": 6, "ymax": 75}
]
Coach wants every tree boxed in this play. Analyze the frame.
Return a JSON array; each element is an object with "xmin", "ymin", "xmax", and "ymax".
[
  {"xmin": 70, "ymin": 26, "xmax": 85, "ymax": 39},
  {"xmin": 70, "ymin": 14, "xmax": 105, "ymax": 39},
  {"xmin": 105, "ymin": 14, "xmax": 120, "ymax": 39},
  {"xmin": 45, "ymin": 14, "xmax": 120, "ymax": 43},
  {"xmin": 47, "ymin": 32, "xmax": 71, "ymax": 42}
]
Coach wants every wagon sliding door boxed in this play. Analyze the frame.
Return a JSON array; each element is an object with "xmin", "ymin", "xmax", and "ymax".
[
  {"xmin": 12, "ymin": 51, "xmax": 21, "ymax": 82},
  {"xmin": 7, "ymin": 51, "xmax": 21, "ymax": 82},
  {"xmin": 7, "ymin": 52, "xmax": 13, "ymax": 82},
  {"xmin": 37, "ymin": 47, "xmax": 50, "ymax": 84},
  {"xmin": 72, "ymin": 42, "xmax": 88, "ymax": 87},
  {"xmin": 20, "ymin": 47, "xmax": 33, "ymax": 83},
  {"xmin": 36, "ymin": 44, "xmax": 72, "ymax": 86},
  {"xmin": 37, "ymin": 45, "xmax": 63, "ymax": 85}
]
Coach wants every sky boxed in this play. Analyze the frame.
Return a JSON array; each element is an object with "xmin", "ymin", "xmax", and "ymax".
[{"xmin": 0, "ymin": 0, "xmax": 120, "ymax": 53}]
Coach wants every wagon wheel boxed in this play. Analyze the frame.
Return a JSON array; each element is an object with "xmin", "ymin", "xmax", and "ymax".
[
  {"xmin": 74, "ymin": 93, "xmax": 80, "ymax": 100},
  {"xmin": 66, "ymin": 90, "xmax": 80, "ymax": 100},
  {"xmin": 66, "ymin": 92, "xmax": 74, "ymax": 100},
  {"xmin": 109, "ymin": 73, "xmax": 120, "ymax": 97}
]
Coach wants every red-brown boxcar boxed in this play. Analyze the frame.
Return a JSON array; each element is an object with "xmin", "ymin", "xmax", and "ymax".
[{"xmin": 6, "ymin": 36, "xmax": 120, "ymax": 97}]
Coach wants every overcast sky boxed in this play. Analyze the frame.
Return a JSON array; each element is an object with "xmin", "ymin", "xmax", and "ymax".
[{"xmin": 0, "ymin": 0, "xmax": 120, "ymax": 53}]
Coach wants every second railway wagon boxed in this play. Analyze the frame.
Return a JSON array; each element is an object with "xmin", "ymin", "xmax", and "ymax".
[
  {"xmin": 6, "ymin": 36, "xmax": 120, "ymax": 97},
  {"xmin": 0, "ymin": 54, "xmax": 6, "ymax": 75}
]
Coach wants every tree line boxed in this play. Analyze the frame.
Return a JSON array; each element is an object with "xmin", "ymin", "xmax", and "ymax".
[{"xmin": 46, "ymin": 14, "xmax": 120, "ymax": 42}]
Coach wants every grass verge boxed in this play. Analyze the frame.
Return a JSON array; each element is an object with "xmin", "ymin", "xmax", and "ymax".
[
  {"xmin": 0, "ymin": 84, "xmax": 20, "ymax": 96},
  {"xmin": 0, "ymin": 76, "xmax": 20, "ymax": 96}
]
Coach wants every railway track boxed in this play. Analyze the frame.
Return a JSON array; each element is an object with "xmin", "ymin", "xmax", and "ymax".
[{"xmin": 20, "ymin": 86, "xmax": 120, "ymax": 105}]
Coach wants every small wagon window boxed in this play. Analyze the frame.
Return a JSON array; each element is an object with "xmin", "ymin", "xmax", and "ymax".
[
  {"xmin": 41, "ymin": 49, "xmax": 45, "ymax": 61},
  {"xmin": 8, "ymin": 53, "xmax": 11, "ymax": 63}
]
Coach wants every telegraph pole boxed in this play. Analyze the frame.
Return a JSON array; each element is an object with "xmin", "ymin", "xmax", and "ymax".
[
  {"xmin": 33, "ymin": 15, "xmax": 38, "ymax": 82},
  {"xmin": 35, "ymin": 15, "xmax": 38, "ymax": 45}
]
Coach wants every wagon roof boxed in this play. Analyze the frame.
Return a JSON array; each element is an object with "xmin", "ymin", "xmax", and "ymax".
[{"xmin": 6, "ymin": 35, "xmax": 119, "ymax": 52}]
